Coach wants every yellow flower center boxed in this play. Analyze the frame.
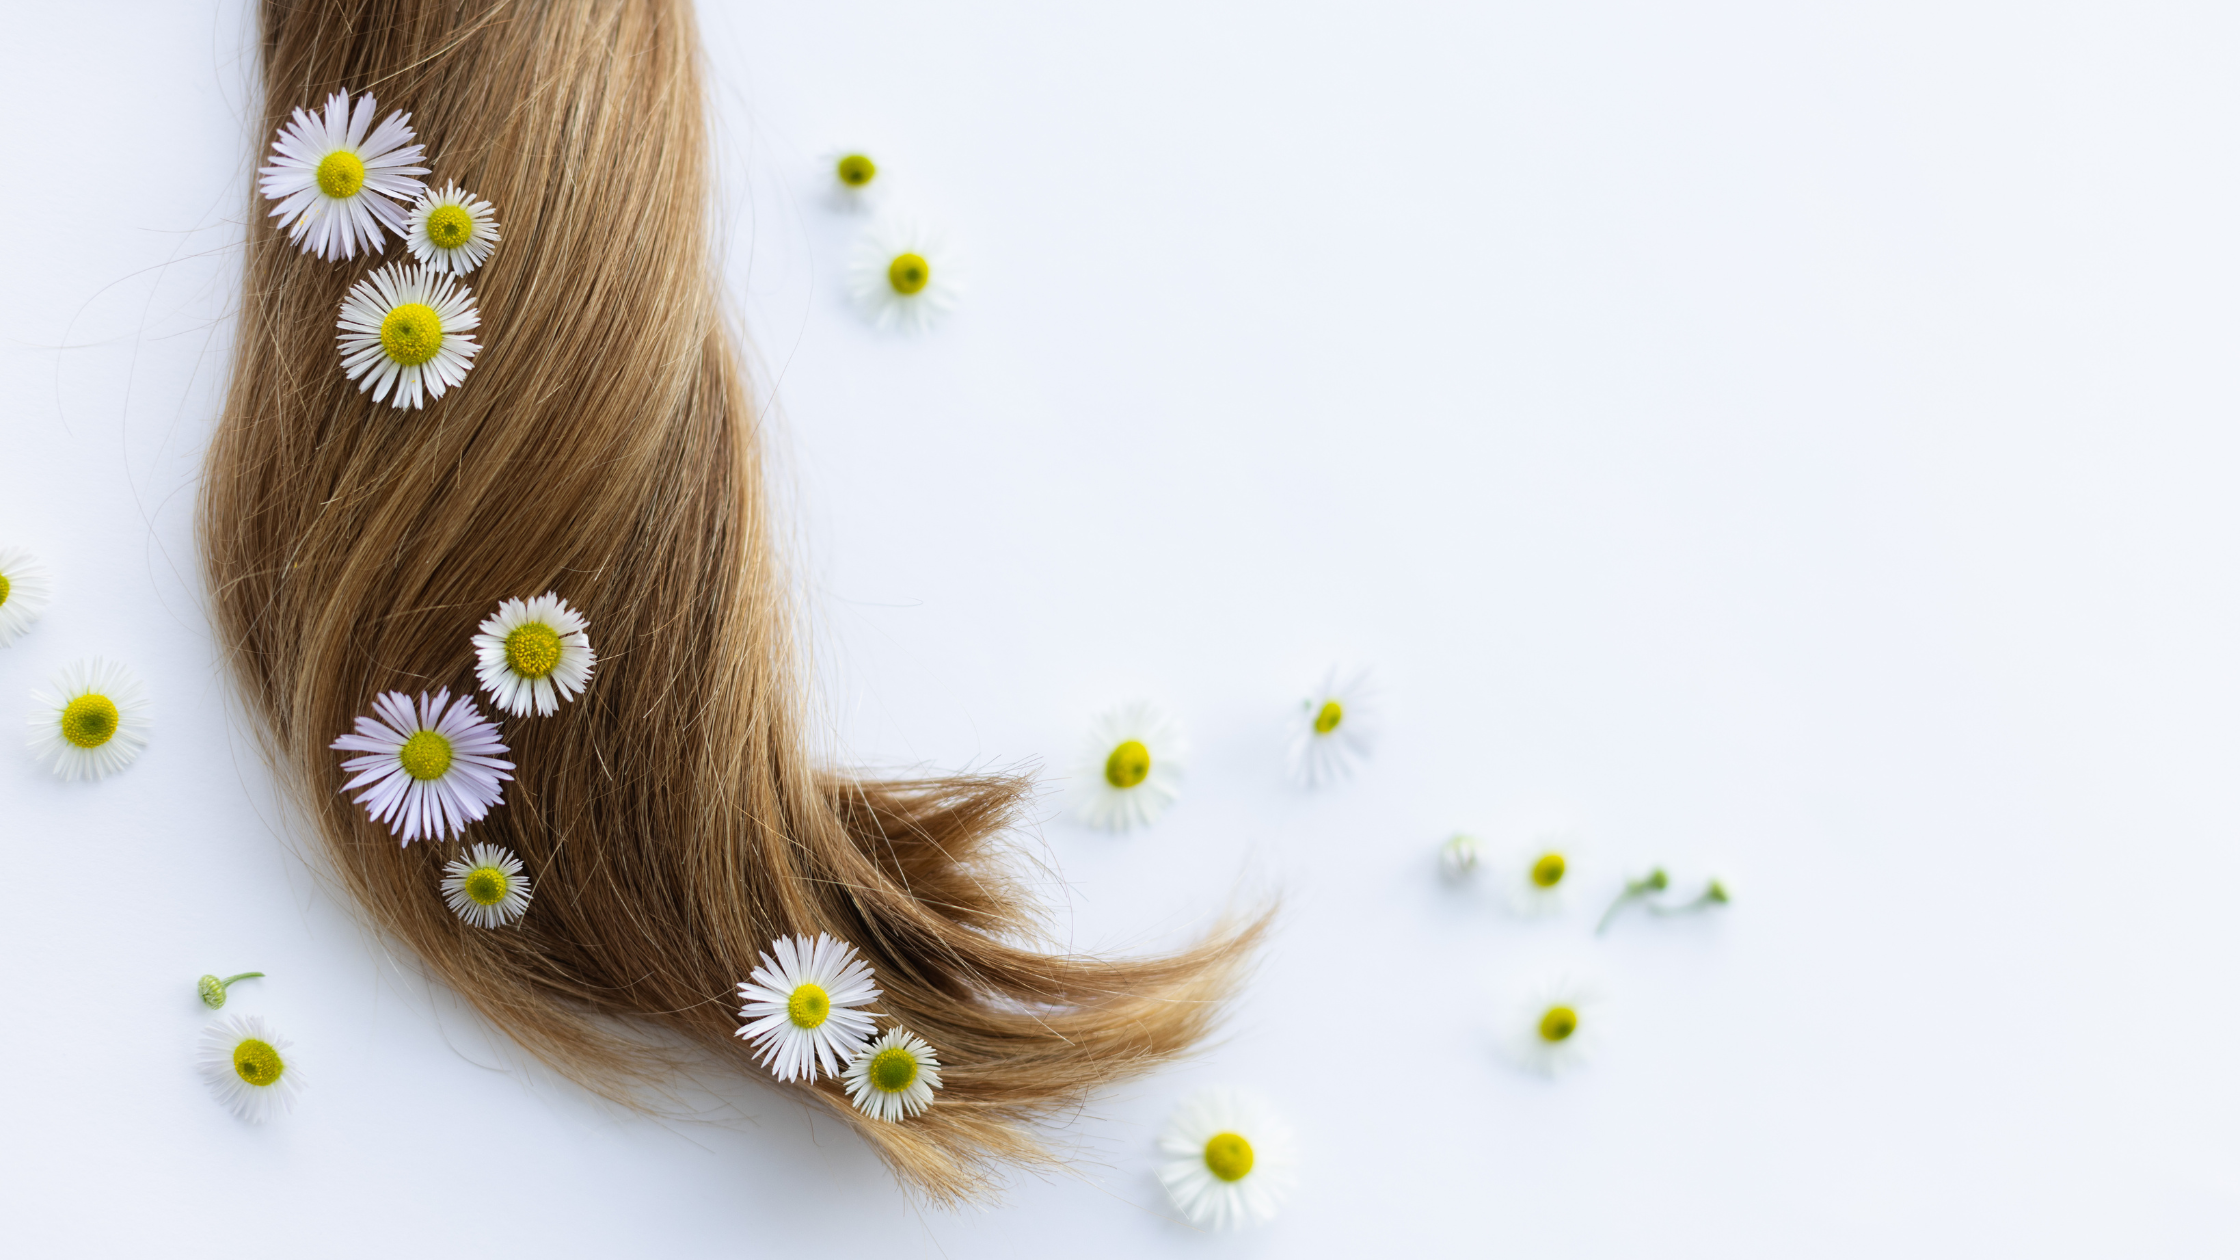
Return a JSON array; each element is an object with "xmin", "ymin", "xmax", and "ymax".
[
  {"xmin": 504, "ymin": 621, "xmax": 564, "ymax": 680},
  {"xmin": 0, "ymin": 572, "xmax": 11, "ymax": 605},
  {"xmin": 463, "ymin": 867, "xmax": 510, "ymax": 906},
  {"xmin": 1104, "ymin": 739, "xmax": 1151, "ymax": 789},
  {"xmin": 425, "ymin": 203, "xmax": 475, "ymax": 250},
  {"xmin": 380, "ymin": 303, "xmax": 444, "ymax": 367},
  {"xmin": 60, "ymin": 694, "xmax": 120, "ymax": 749},
  {"xmin": 233, "ymin": 1038, "xmax": 285, "ymax": 1087},
  {"xmin": 1202, "ymin": 1132, "xmax": 1254, "ymax": 1182},
  {"xmin": 1539, "ymin": 1005, "xmax": 1578, "ymax": 1043},
  {"xmin": 887, "ymin": 252, "xmax": 930, "ymax": 295},
  {"xmin": 867, "ymin": 1045, "xmax": 918, "ymax": 1093},
  {"xmin": 837, "ymin": 153, "xmax": 877, "ymax": 187},
  {"xmin": 397, "ymin": 729, "xmax": 453, "ymax": 781},
  {"xmin": 315, "ymin": 150, "xmax": 366, "ymax": 198},
  {"xmin": 787, "ymin": 983, "xmax": 830, "ymax": 1029},
  {"xmin": 1531, "ymin": 853, "xmax": 1567, "ymax": 888},
  {"xmin": 1313, "ymin": 700, "xmax": 1344, "ymax": 735}
]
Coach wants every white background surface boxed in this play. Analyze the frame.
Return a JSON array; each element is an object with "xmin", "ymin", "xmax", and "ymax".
[{"xmin": 4, "ymin": 0, "xmax": 2237, "ymax": 1254}]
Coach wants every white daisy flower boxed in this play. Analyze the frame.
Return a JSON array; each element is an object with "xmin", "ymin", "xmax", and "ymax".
[
  {"xmin": 28, "ymin": 658, "xmax": 151, "ymax": 781},
  {"xmin": 0, "ymin": 545, "xmax": 55, "ymax": 647},
  {"xmin": 440, "ymin": 842, "xmax": 534, "ymax": 928},
  {"xmin": 1155, "ymin": 1089, "xmax": 1299, "ymax": 1231},
  {"xmin": 197, "ymin": 1014, "xmax": 306, "ymax": 1123},
  {"xmin": 845, "ymin": 215, "xmax": 962, "ymax": 332},
  {"xmin": 257, "ymin": 89, "xmax": 427, "ymax": 261},
  {"xmin": 330, "ymin": 689, "xmax": 514, "ymax": 845},
  {"xmin": 471, "ymin": 593, "xmax": 595, "ymax": 717},
  {"xmin": 337, "ymin": 262, "xmax": 482, "ymax": 410},
  {"xmin": 1439, "ymin": 833, "xmax": 1481, "ymax": 880},
  {"xmin": 1074, "ymin": 701, "xmax": 1186, "ymax": 831},
  {"xmin": 823, "ymin": 149, "xmax": 882, "ymax": 208},
  {"xmin": 1502, "ymin": 828, "xmax": 1585, "ymax": 915},
  {"xmin": 842, "ymin": 1027, "xmax": 943, "ymax": 1122},
  {"xmin": 735, "ymin": 933, "xmax": 882, "ymax": 1083},
  {"xmin": 1507, "ymin": 975, "xmax": 1603, "ymax": 1076},
  {"xmin": 404, "ymin": 181, "xmax": 502, "ymax": 276},
  {"xmin": 1287, "ymin": 667, "xmax": 1376, "ymax": 787}
]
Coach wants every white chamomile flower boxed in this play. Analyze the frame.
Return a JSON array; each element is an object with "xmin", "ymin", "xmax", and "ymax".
[
  {"xmin": 404, "ymin": 181, "xmax": 502, "ymax": 276},
  {"xmin": 337, "ymin": 262, "xmax": 482, "ymax": 410},
  {"xmin": 1155, "ymin": 1089, "xmax": 1298, "ymax": 1231},
  {"xmin": 842, "ymin": 1027, "xmax": 943, "ymax": 1122},
  {"xmin": 735, "ymin": 933, "xmax": 882, "ymax": 1083},
  {"xmin": 1507, "ymin": 975, "xmax": 1603, "ymax": 1076},
  {"xmin": 823, "ymin": 149, "xmax": 882, "ymax": 208},
  {"xmin": 1075, "ymin": 701, "xmax": 1186, "ymax": 831},
  {"xmin": 28, "ymin": 658, "xmax": 151, "ymax": 781},
  {"xmin": 198, "ymin": 1014, "xmax": 305, "ymax": 1123},
  {"xmin": 472, "ymin": 593, "xmax": 595, "ymax": 717},
  {"xmin": 1287, "ymin": 667, "xmax": 1376, "ymax": 788},
  {"xmin": 440, "ymin": 842, "xmax": 534, "ymax": 928},
  {"xmin": 257, "ymin": 89, "xmax": 428, "ymax": 261},
  {"xmin": 1439, "ymin": 833, "xmax": 1481, "ymax": 880},
  {"xmin": 1502, "ymin": 827, "xmax": 1585, "ymax": 915},
  {"xmin": 330, "ymin": 689, "xmax": 514, "ymax": 845},
  {"xmin": 0, "ymin": 545, "xmax": 55, "ymax": 646},
  {"xmin": 845, "ymin": 215, "xmax": 961, "ymax": 332}
]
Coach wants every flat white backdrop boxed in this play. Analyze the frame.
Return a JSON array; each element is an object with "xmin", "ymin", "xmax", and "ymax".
[{"xmin": 4, "ymin": 0, "xmax": 2236, "ymax": 1254}]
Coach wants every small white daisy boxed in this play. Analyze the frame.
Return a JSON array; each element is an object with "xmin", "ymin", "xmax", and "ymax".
[
  {"xmin": 1074, "ymin": 701, "xmax": 1187, "ymax": 831},
  {"xmin": 197, "ymin": 1014, "xmax": 306, "ymax": 1123},
  {"xmin": 845, "ymin": 215, "xmax": 961, "ymax": 332},
  {"xmin": 1507, "ymin": 975, "xmax": 1603, "ymax": 1076},
  {"xmin": 842, "ymin": 1027, "xmax": 943, "ymax": 1122},
  {"xmin": 824, "ymin": 149, "xmax": 882, "ymax": 208},
  {"xmin": 404, "ymin": 181, "xmax": 502, "ymax": 276},
  {"xmin": 735, "ymin": 934, "xmax": 882, "ymax": 1083},
  {"xmin": 1155, "ymin": 1089, "xmax": 1299, "ymax": 1231},
  {"xmin": 471, "ymin": 593, "xmax": 595, "ymax": 717},
  {"xmin": 440, "ymin": 842, "xmax": 534, "ymax": 928},
  {"xmin": 330, "ymin": 689, "xmax": 514, "ymax": 845},
  {"xmin": 0, "ymin": 545, "xmax": 55, "ymax": 647},
  {"xmin": 28, "ymin": 658, "xmax": 151, "ymax": 781},
  {"xmin": 1439, "ymin": 833, "xmax": 1481, "ymax": 880},
  {"xmin": 1287, "ymin": 667, "xmax": 1376, "ymax": 788},
  {"xmin": 1502, "ymin": 828, "xmax": 1585, "ymax": 915},
  {"xmin": 337, "ymin": 262, "xmax": 482, "ymax": 410},
  {"xmin": 257, "ymin": 89, "xmax": 428, "ymax": 261}
]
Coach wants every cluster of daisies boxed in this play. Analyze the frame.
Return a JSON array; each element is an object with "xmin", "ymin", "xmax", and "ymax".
[
  {"xmin": 817, "ymin": 149, "xmax": 964, "ymax": 334},
  {"xmin": 259, "ymin": 90, "xmax": 501, "ymax": 409},
  {"xmin": 734, "ymin": 933, "xmax": 944, "ymax": 1123}
]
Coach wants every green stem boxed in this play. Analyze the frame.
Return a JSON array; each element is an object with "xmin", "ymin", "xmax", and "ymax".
[
  {"xmin": 1596, "ymin": 868, "xmax": 1669, "ymax": 935},
  {"xmin": 219, "ymin": 972, "xmax": 265, "ymax": 987}
]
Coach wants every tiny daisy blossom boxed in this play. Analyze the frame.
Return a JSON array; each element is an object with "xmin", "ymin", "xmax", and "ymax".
[
  {"xmin": 1502, "ymin": 827, "xmax": 1585, "ymax": 915},
  {"xmin": 198, "ymin": 1014, "xmax": 306, "ymax": 1123},
  {"xmin": 28, "ymin": 658, "xmax": 151, "ymax": 781},
  {"xmin": 1075, "ymin": 701, "xmax": 1187, "ymax": 831},
  {"xmin": 1288, "ymin": 667, "xmax": 1376, "ymax": 788},
  {"xmin": 257, "ymin": 89, "xmax": 427, "ymax": 261},
  {"xmin": 842, "ymin": 1027, "xmax": 943, "ymax": 1122},
  {"xmin": 1507, "ymin": 974, "xmax": 1603, "ymax": 1077},
  {"xmin": 440, "ymin": 842, "xmax": 534, "ymax": 928},
  {"xmin": 1156, "ymin": 1089, "xmax": 1299, "ymax": 1231},
  {"xmin": 736, "ymin": 934, "xmax": 882, "ymax": 1083},
  {"xmin": 331, "ymin": 689, "xmax": 513, "ymax": 845},
  {"xmin": 472, "ymin": 593, "xmax": 595, "ymax": 717},
  {"xmin": 824, "ymin": 149, "xmax": 882, "ymax": 208},
  {"xmin": 337, "ymin": 262, "xmax": 482, "ymax": 410},
  {"xmin": 845, "ymin": 214, "xmax": 962, "ymax": 332},
  {"xmin": 0, "ymin": 544, "xmax": 55, "ymax": 647},
  {"xmin": 404, "ymin": 181, "xmax": 502, "ymax": 275},
  {"xmin": 1439, "ymin": 833, "xmax": 1481, "ymax": 880}
]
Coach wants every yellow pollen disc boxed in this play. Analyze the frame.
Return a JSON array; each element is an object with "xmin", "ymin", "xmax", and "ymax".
[
  {"xmin": 867, "ymin": 1045, "xmax": 918, "ymax": 1093},
  {"xmin": 1531, "ymin": 853, "xmax": 1567, "ymax": 888},
  {"xmin": 0, "ymin": 573, "xmax": 11, "ymax": 605},
  {"xmin": 1539, "ymin": 1005, "xmax": 1579, "ymax": 1043},
  {"xmin": 1203, "ymin": 1132, "xmax": 1255, "ymax": 1182},
  {"xmin": 1313, "ymin": 700, "xmax": 1344, "ymax": 735},
  {"xmin": 787, "ymin": 983, "xmax": 831, "ymax": 1029},
  {"xmin": 837, "ymin": 154, "xmax": 877, "ymax": 187},
  {"xmin": 424, "ymin": 203, "xmax": 475, "ymax": 250},
  {"xmin": 233, "ymin": 1038, "xmax": 285, "ymax": 1087},
  {"xmin": 888, "ymin": 252, "xmax": 930, "ymax": 295},
  {"xmin": 463, "ymin": 867, "xmax": 510, "ymax": 906},
  {"xmin": 315, "ymin": 150, "xmax": 366, "ymax": 199},
  {"xmin": 380, "ymin": 303, "xmax": 444, "ymax": 367},
  {"xmin": 504, "ymin": 622, "xmax": 564, "ymax": 680},
  {"xmin": 397, "ymin": 729, "xmax": 453, "ymax": 781},
  {"xmin": 1104, "ymin": 739, "xmax": 1152, "ymax": 789},
  {"xmin": 60, "ymin": 694, "xmax": 120, "ymax": 749}
]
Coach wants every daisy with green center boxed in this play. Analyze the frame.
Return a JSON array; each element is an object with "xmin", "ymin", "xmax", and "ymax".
[
  {"xmin": 472, "ymin": 593, "xmax": 596, "ymax": 717},
  {"xmin": 1288, "ymin": 667, "xmax": 1377, "ymax": 788},
  {"xmin": 330, "ymin": 689, "xmax": 514, "ymax": 845},
  {"xmin": 735, "ymin": 933, "xmax": 882, "ymax": 1083},
  {"xmin": 440, "ymin": 842, "xmax": 534, "ymax": 928},
  {"xmin": 0, "ymin": 545, "xmax": 55, "ymax": 647},
  {"xmin": 1155, "ymin": 1089, "xmax": 1298, "ymax": 1231},
  {"xmin": 1503, "ymin": 827, "xmax": 1585, "ymax": 916},
  {"xmin": 842, "ymin": 1028, "xmax": 943, "ymax": 1122},
  {"xmin": 257, "ymin": 89, "xmax": 428, "ymax": 261},
  {"xmin": 28, "ymin": 658, "xmax": 151, "ymax": 781},
  {"xmin": 337, "ymin": 262, "xmax": 482, "ymax": 410},
  {"xmin": 1508, "ymin": 974, "xmax": 1603, "ymax": 1076},
  {"xmin": 404, "ymin": 181, "xmax": 502, "ymax": 276},
  {"xmin": 822, "ymin": 149, "xmax": 883, "ymax": 209},
  {"xmin": 1075, "ymin": 701, "xmax": 1187, "ymax": 831},
  {"xmin": 846, "ymin": 215, "xmax": 962, "ymax": 332},
  {"xmin": 197, "ymin": 1014, "xmax": 305, "ymax": 1123}
]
